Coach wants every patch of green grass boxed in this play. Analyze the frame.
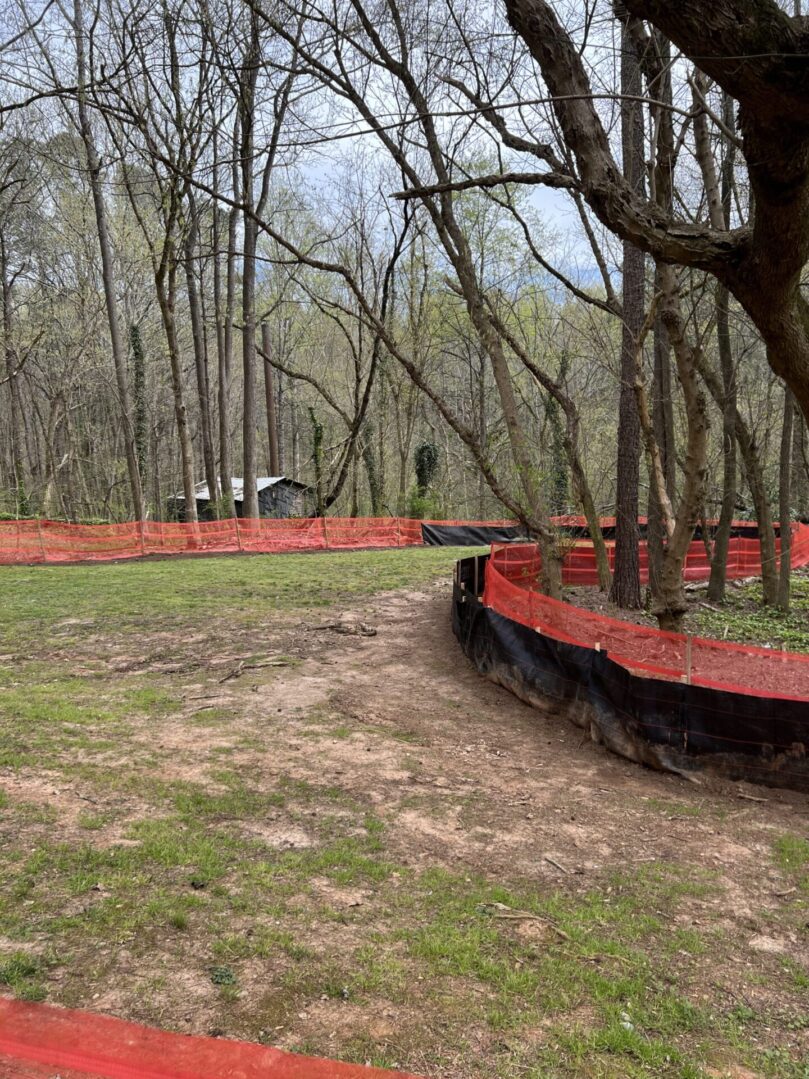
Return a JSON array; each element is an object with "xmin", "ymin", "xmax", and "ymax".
[
  {"xmin": 212, "ymin": 927, "xmax": 313, "ymax": 963},
  {"xmin": 782, "ymin": 958, "xmax": 809, "ymax": 991},
  {"xmin": 774, "ymin": 834, "xmax": 809, "ymax": 892},
  {"xmin": 171, "ymin": 777, "xmax": 285, "ymax": 823},
  {"xmin": 0, "ymin": 665, "xmax": 178, "ymax": 771},
  {"xmin": 13, "ymin": 801, "xmax": 59, "ymax": 825},
  {"xmin": 693, "ymin": 573, "xmax": 809, "ymax": 652},
  {"xmin": 77, "ymin": 810, "xmax": 116, "ymax": 831},
  {"xmin": 375, "ymin": 863, "xmax": 733, "ymax": 1074},
  {"xmin": 0, "ymin": 548, "xmax": 473, "ymax": 652},
  {"xmin": 0, "ymin": 951, "xmax": 48, "ymax": 1001}
]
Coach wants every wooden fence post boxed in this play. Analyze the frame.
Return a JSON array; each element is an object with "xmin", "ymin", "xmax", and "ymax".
[
  {"xmin": 37, "ymin": 520, "xmax": 47, "ymax": 563},
  {"xmin": 685, "ymin": 635, "xmax": 692, "ymax": 685}
]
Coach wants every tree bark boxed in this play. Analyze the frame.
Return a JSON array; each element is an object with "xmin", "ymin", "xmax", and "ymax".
[
  {"xmin": 184, "ymin": 199, "xmax": 219, "ymax": 513},
  {"xmin": 155, "ymin": 257, "xmax": 197, "ymax": 523},
  {"xmin": 610, "ymin": 11, "xmax": 645, "ymax": 610},
  {"xmin": 212, "ymin": 122, "xmax": 237, "ymax": 518},
  {"xmin": 130, "ymin": 323, "xmax": 148, "ymax": 505},
  {"xmin": 778, "ymin": 388, "xmax": 795, "ymax": 610},
  {"xmin": 654, "ymin": 268, "xmax": 709, "ymax": 631},
  {"xmin": 72, "ymin": 0, "xmax": 143, "ymax": 521},
  {"xmin": 694, "ymin": 353, "xmax": 779, "ymax": 602},
  {"xmin": 0, "ymin": 234, "xmax": 28, "ymax": 516},
  {"xmin": 793, "ymin": 410, "xmax": 809, "ymax": 519},
  {"xmin": 706, "ymin": 280, "xmax": 738, "ymax": 602},
  {"xmin": 647, "ymin": 295, "xmax": 676, "ymax": 598},
  {"xmin": 239, "ymin": 13, "xmax": 260, "ymax": 520},
  {"xmin": 261, "ymin": 322, "xmax": 280, "ymax": 476}
]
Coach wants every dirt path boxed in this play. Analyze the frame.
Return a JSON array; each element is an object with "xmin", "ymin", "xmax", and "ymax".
[
  {"xmin": 214, "ymin": 581, "xmax": 806, "ymax": 887},
  {"xmin": 2, "ymin": 574, "xmax": 808, "ymax": 1077}
]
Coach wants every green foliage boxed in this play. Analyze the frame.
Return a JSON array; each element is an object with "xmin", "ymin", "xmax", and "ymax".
[
  {"xmin": 309, "ymin": 407, "xmax": 325, "ymax": 515},
  {"xmin": 544, "ymin": 351, "xmax": 570, "ymax": 516},
  {"xmin": 407, "ymin": 486, "xmax": 445, "ymax": 520},
  {"xmin": 361, "ymin": 422, "xmax": 383, "ymax": 515},
  {"xmin": 209, "ymin": 965, "xmax": 237, "ymax": 986},
  {"xmin": 409, "ymin": 441, "xmax": 442, "ymax": 517},
  {"xmin": 129, "ymin": 322, "xmax": 148, "ymax": 485},
  {"xmin": 693, "ymin": 573, "xmax": 809, "ymax": 651},
  {"xmin": 414, "ymin": 441, "xmax": 439, "ymax": 494}
]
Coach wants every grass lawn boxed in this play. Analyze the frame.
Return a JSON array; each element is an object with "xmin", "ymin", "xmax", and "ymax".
[{"xmin": 1, "ymin": 548, "xmax": 808, "ymax": 1078}]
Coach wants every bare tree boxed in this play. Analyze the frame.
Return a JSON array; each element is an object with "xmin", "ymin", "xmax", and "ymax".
[
  {"xmin": 71, "ymin": 0, "xmax": 144, "ymax": 520},
  {"xmin": 505, "ymin": 0, "xmax": 809, "ymax": 426}
]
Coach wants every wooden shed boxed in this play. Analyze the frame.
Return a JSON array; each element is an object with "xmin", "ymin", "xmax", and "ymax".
[{"xmin": 169, "ymin": 477, "xmax": 310, "ymax": 521}]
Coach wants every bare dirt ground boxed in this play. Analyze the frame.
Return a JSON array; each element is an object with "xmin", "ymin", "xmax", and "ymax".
[{"xmin": 1, "ymin": 564, "xmax": 808, "ymax": 1078}]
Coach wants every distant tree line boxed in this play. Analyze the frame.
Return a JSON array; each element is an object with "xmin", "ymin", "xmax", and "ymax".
[{"xmin": 0, "ymin": 0, "xmax": 807, "ymax": 626}]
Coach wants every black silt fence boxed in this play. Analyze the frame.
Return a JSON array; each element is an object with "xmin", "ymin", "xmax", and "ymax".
[
  {"xmin": 452, "ymin": 554, "xmax": 809, "ymax": 791},
  {"xmin": 425, "ymin": 520, "xmax": 776, "ymax": 547}
]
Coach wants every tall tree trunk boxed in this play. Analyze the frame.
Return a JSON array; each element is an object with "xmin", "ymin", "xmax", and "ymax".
[
  {"xmin": 130, "ymin": 324, "xmax": 148, "ymax": 505},
  {"xmin": 239, "ymin": 13, "xmax": 260, "ymax": 520},
  {"xmin": 694, "ymin": 353, "xmax": 779, "ymax": 602},
  {"xmin": 277, "ymin": 367, "xmax": 286, "ymax": 474},
  {"xmin": 212, "ymin": 125, "xmax": 236, "ymax": 517},
  {"xmin": 309, "ymin": 407, "xmax": 325, "ymax": 517},
  {"xmin": 706, "ymin": 90, "xmax": 739, "ymax": 602},
  {"xmin": 655, "ymin": 270, "xmax": 710, "ymax": 631},
  {"xmin": 0, "ymin": 235, "xmax": 28, "ymax": 516},
  {"xmin": 156, "ymin": 258, "xmax": 197, "ymax": 523},
  {"xmin": 184, "ymin": 202, "xmax": 218, "ymax": 512},
  {"xmin": 706, "ymin": 280, "xmax": 737, "ymax": 602},
  {"xmin": 362, "ymin": 422, "xmax": 383, "ymax": 515},
  {"xmin": 793, "ymin": 411, "xmax": 809, "ymax": 519},
  {"xmin": 647, "ymin": 276, "xmax": 676, "ymax": 599},
  {"xmin": 742, "ymin": 434, "xmax": 778, "ymax": 604},
  {"xmin": 72, "ymin": 0, "xmax": 143, "ymax": 521},
  {"xmin": 261, "ymin": 322, "xmax": 280, "ymax": 476},
  {"xmin": 291, "ymin": 397, "xmax": 300, "ymax": 479},
  {"xmin": 610, "ymin": 13, "xmax": 645, "ymax": 609},
  {"xmin": 778, "ymin": 388, "xmax": 795, "ymax": 610}
]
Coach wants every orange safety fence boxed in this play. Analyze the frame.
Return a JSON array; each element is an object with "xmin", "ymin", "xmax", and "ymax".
[
  {"xmin": 556, "ymin": 520, "xmax": 807, "ymax": 584},
  {"xmin": 1, "ymin": 515, "xmax": 806, "ymax": 580},
  {"xmin": 483, "ymin": 523, "xmax": 809, "ymax": 702},
  {"xmin": 0, "ymin": 516, "xmax": 517, "ymax": 565},
  {"xmin": 0, "ymin": 995, "xmax": 422, "ymax": 1079}
]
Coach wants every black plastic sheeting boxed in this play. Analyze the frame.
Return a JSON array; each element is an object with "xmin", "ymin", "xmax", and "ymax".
[
  {"xmin": 421, "ymin": 523, "xmax": 527, "ymax": 546},
  {"xmin": 423, "ymin": 520, "xmax": 775, "ymax": 546},
  {"xmin": 562, "ymin": 521, "xmax": 776, "ymax": 541},
  {"xmin": 452, "ymin": 554, "xmax": 809, "ymax": 791}
]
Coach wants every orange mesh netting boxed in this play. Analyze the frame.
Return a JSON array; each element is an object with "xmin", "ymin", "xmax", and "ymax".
[
  {"xmin": 0, "ymin": 516, "xmax": 518, "ymax": 565},
  {"xmin": 483, "ymin": 524, "xmax": 809, "ymax": 702},
  {"xmin": 548, "ymin": 518, "xmax": 808, "ymax": 584}
]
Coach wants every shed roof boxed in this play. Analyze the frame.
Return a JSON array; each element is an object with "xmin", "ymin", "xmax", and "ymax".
[{"xmin": 173, "ymin": 477, "xmax": 309, "ymax": 502}]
